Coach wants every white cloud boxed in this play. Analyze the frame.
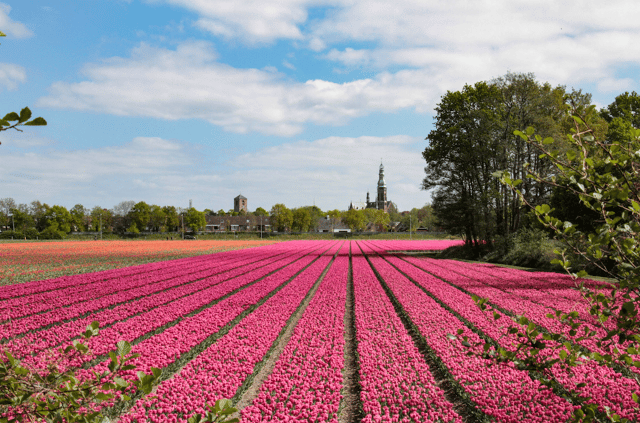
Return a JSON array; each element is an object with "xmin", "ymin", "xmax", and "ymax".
[
  {"xmin": 0, "ymin": 134, "xmax": 428, "ymax": 211},
  {"xmin": 0, "ymin": 3, "xmax": 33, "ymax": 38},
  {"xmin": 0, "ymin": 62, "xmax": 26, "ymax": 91},
  {"xmin": 37, "ymin": 41, "xmax": 443, "ymax": 136},
  {"xmin": 152, "ymin": 0, "xmax": 318, "ymax": 44}
]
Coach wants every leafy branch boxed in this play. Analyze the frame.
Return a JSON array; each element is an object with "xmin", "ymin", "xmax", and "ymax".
[{"xmin": 464, "ymin": 101, "xmax": 640, "ymax": 422}]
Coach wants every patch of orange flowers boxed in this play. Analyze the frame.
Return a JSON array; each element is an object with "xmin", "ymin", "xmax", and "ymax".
[{"xmin": 0, "ymin": 240, "xmax": 278, "ymax": 285}]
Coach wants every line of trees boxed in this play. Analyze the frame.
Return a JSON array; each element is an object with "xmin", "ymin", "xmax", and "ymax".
[
  {"xmin": 0, "ymin": 198, "xmax": 439, "ymax": 239},
  {"xmin": 422, "ymin": 72, "xmax": 624, "ymax": 249}
]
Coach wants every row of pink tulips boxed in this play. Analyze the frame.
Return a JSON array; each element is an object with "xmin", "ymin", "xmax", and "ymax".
[
  {"xmin": 351, "ymin": 242, "xmax": 462, "ymax": 423},
  {"xmin": 0, "ymin": 251, "xmax": 223, "ymax": 300},
  {"xmin": 241, "ymin": 247, "xmax": 349, "ymax": 422},
  {"xmin": 0, "ymin": 248, "xmax": 255, "ymax": 319},
  {"xmin": 119, "ymin": 242, "xmax": 343, "ymax": 423},
  {"xmin": 1, "ymin": 250, "xmax": 289, "ymax": 338},
  {"xmin": 12, "ymin": 242, "xmax": 327, "ymax": 366},
  {"xmin": 391, "ymin": 252, "xmax": 640, "ymax": 420},
  {"xmin": 1, "ymin": 244, "xmax": 288, "ymax": 320},
  {"xmin": 414, "ymin": 255, "xmax": 637, "ymax": 354},
  {"xmin": 424, "ymin": 257, "xmax": 610, "ymax": 326},
  {"xmin": 411, "ymin": 256, "xmax": 625, "ymax": 354},
  {"xmin": 359, "ymin": 241, "xmax": 575, "ymax": 422},
  {"xmin": 2, "ymin": 245, "xmax": 305, "ymax": 344}
]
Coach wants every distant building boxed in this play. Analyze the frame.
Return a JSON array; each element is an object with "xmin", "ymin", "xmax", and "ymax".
[
  {"xmin": 349, "ymin": 162, "xmax": 391, "ymax": 213},
  {"xmin": 205, "ymin": 215, "xmax": 269, "ymax": 232},
  {"xmin": 234, "ymin": 195, "xmax": 247, "ymax": 213}
]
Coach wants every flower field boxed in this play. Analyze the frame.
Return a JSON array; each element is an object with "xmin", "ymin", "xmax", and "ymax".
[
  {"xmin": 2, "ymin": 239, "xmax": 637, "ymax": 422},
  {"xmin": 0, "ymin": 240, "xmax": 278, "ymax": 285}
]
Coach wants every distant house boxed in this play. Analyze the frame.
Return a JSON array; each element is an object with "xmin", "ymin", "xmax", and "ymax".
[
  {"xmin": 204, "ymin": 215, "xmax": 270, "ymax": 232},
  {"xmin": 316, "ymin": 216, "xmax": 351, "ymax": 233}
]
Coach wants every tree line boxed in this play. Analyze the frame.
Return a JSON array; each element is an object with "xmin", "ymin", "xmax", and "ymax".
[
  {"xmin": 0, "ymin": 199, "xmax": 439, "ymax": 239},
  {"xmin": 423, "ymin": 72, "xmax": 637, "ymax": 250}
]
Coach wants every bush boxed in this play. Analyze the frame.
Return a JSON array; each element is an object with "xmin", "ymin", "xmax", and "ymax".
[
  {"xmin": 484, "ymin": 228, "xmax": 560, "ymax": 269},
  {"xmin": 39, "ymin": 227, "xmax": 65, "ymax": 239}
]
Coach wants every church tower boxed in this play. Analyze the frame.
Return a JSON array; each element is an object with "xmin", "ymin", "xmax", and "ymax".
[{"xmin": 376, "ymin": 162, "xmax": 387, "ymax": 211}]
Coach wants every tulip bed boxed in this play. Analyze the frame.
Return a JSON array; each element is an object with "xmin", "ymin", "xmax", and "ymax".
[
  {"xmin": 0, "ymin": 240, "xmax": 278, "ymax": 285},
  {"xmin": 3, "ymin": 239, "xmax": 637, "ymax": 422}
]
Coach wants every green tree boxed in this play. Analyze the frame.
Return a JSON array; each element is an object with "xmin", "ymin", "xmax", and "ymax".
[
  {"xmin": 270, "ymin": 204, "xmax": 293, "ymax": 232},
  {"xmin": 342, "ymin": 209, "xmax": 366, "ymax": 232},
  {"xmin": 149, "ymin": 205, "xmax": 166, "ymax": 232},
  {"xmin": 30, "ymin": 200, "xmax": 49, "ymax": 231},
  {"xmin": 479, "ymin": 101, "xmax": 640, "ymax": 421},
  {"xmin": 216, "ymin": 209, "xmax": 226, "ymax": 216},
  {"xmin": 162, "ymin": 206, "xmax": 179, "ymax": 232},
  {"xmin": 184, "ymin": 207, "xmax": 206, "ymax": 232},
  {"xmin": 253, "ymin": 207, "xmax": 268, "ymax": 216},
  {"xmin": 129, "ymin": 201, "xmax": 151, "ymax": 232},
  {"xmin": 9, "ymin": 207, "xmax": 34, "ymax": 235},
  {"xmin": 292, "ymin": 208, "xmax": 312, "ymax": 232},
  {"xmin": 0, "ymin": 198, "xmax": 17, "ymax": 229},
  {"xmin": 600, "ymin": 90, "xmax": 640, "ymax": 128},
  {"xmin": 44, "ymin": 205, "xmax": 73, "ymax": 234},
  {"xmin": 70, "ymin": 204, "xmax": 88, "ymax": 232},
  {"xmin": 423, "ymin": 73, "xmax": 569, "ymax": 248},
  {"xmin": 90, "ymin": 206, "xmax": 113, "ymax": 232},
  {"xmin": 302, "ymin": 205, "xmax": 323, "ymax": 231}
]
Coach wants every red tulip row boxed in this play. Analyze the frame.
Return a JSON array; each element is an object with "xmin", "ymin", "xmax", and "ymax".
[
  {"xmin": 351, "ymin": 243, "xmax": 462, "ymax": 423},
  {"xmin": 240, "ymin": 247, "xmax": 349, "ymax": 422},
  {"xmin": 358, "ymin": 241, "xmax": 575, "ymax": 423},
  {"xmin": 383, "ymin": 251, "xmax": 640, "ymax": 421},
  {"xmin": 119, "ymin": 242, "xmax": 343, "ymax": 423}
]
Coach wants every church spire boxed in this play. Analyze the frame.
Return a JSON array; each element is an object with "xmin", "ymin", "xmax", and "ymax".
[{"xmin": 378, "ymin": 161, "xmax": 385, "ymax": 187}]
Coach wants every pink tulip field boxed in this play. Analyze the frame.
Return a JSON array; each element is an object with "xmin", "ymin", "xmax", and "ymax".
[{"xmin": 2, "ymin": 239, "xmax": 637, "ymax": 422}]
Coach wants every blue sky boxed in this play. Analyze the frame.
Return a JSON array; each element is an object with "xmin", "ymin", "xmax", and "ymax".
[{"xmin": 1, "ymin": 0, "xmax": 639, "ymax": 213}]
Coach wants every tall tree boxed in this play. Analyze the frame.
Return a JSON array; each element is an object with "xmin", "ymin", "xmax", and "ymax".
[
  {"xmin": 0, "ymin": 198, "xmax": 16, "ymax": 229},
  {"xmin": 184, "ymin": 207, "xmax": 206, "ymax": 232},
  {"xmin": 270, "ymin": 204, "xmax": 293, "ymax": 232},
  {"xmin": 70, "ymin": 204, "xmax": 88, "ymax": 231},
  {"xmin": 423, "ymin": 73, "xmax": 568, "ymax": 247},
  {"xmin": 30, "ymin": 200, "xmax": 49, "ymax": 231},
  {"xmin": 149, "ymin": 205, "xmax": 166, "ymax": 232},
  {"xmin": 253, "ymin": 207, "xmax": 268, "ymax": 216},
  {"xmin": 162, "ymin": 206, "xmax": 179, "ymax": 232},
  {"xmin": 292, "ymin": 208, "xmax": 312, "ymax": 232},
  {"xmin": 342, "ymin": 209, "xmax": 366, "ymax": 232},
  {"xmin": 129, "ymin": 201, "xmax": 151, "ymax": 232},
  {"xmin": 43, "ymin": 205, "xmax": 73, "ymax": 233}
]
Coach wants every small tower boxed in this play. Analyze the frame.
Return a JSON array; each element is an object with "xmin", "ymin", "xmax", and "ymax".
[
  {"xmin": 366, "ymin": 191, "xmax": 370, "ymax": 205},
  {"xmin": 234, "ymin": 195, "xmax": 247, "ymax": 213},
  {"xmin": 377, "ymin": 162, "xmax": 387, "ymax": 211}
]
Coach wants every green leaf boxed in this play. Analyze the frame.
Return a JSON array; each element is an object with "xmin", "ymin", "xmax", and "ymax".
[
  {"xmin": 542, "ymin": 137, "xmax": 554, "ymax": 145},
  {"xmin": 18, "ymin": 107, "xmax": 31, "ymax": 123},
  {"xmin": 3, "ymin": 112, "xmax": 19, "ymax": 121},
  {"xmin": 23, "ymin": 117, "xmax": 47, "ymax": 126},
  {"xmin": 0, "ymin": 119, "xmax": 9, "ymax": 126},
  {"xmin": 116, "ymin": 340, "xmax": 132, "ymax": 357}
]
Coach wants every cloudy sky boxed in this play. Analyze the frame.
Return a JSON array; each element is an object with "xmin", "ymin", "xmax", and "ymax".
[{"xmin": 1, "ymin": 1, "xmax": 639, "ymax": 212}]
